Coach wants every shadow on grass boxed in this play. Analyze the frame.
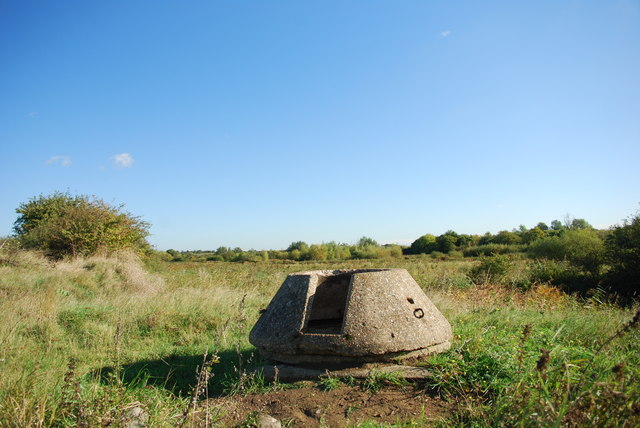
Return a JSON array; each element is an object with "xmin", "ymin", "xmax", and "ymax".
[{"xmin": 93, "ymin": 348, "xmax": 264, "ymax": 397}]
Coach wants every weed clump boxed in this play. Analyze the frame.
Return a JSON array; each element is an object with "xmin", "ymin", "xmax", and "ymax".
[{"xmin": 177, "ymin": 349, "xmax": 220, "ymax": 427}]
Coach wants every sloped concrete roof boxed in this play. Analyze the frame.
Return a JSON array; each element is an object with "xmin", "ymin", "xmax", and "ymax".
[{"xmin": 249, "ymin": 268, "xmax": 452, "ymax": 365}]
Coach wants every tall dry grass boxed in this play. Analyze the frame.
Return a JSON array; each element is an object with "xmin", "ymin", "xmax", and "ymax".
[{"xmin": 0, "ymin": 250, "xmax": 253, "ymax": 426}]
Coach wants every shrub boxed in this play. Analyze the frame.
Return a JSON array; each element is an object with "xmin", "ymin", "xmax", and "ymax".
[
  {"xmin": 351, "ymin": 245, "xmax": 380, "ymax": 259},
  {"xmin": 14, "ymin": 192, "xmax": 150, "ymax": 259},
  {"xmin": 385, "ymin": 245, "xmax": 403, "ymax": 258},
  {"xmin": 464, "ymin": 244, "xmax": 521, "ymax": 257},
  {"xmin": 430, "ymin": 251, "xmax": 448, "ymax": 260},
  {"xmin": 527, "ymin": 259, "xmax": 592, "ymax": 293},
  {"xmin": 604, "ymin": 213, "xmax": 640, "ymax": 299},
  {"xmin": 469, "ymin": 254, "xmax": 512, "ymax": 285},
  {"xmin": 267, "ymin": 250, "xmax": 289, "ymax": 260},
  {"xmin": 528, "ymin": 229, "xmax": 605, "ymax": 279}
]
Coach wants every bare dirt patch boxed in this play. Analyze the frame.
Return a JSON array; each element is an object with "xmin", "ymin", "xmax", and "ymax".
[{"xmin": 207, "ymin": 384, "xmax": 450, "ymax": 427}]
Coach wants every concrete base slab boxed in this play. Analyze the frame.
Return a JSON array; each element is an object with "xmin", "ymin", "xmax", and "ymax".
[
  {"xmin": 247, "ymin": 363, "xmax": 433, "ymax": 382},
  {"xmin": 259, "ymin": 341, "xmax": 450, "ymax": 367}
]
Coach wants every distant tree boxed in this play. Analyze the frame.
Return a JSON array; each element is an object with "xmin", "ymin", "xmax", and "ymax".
[
  {"xmin": 436, "ymin": 231, "xmax": 459, "ymax": 253},
  {"xmin": 492, "ymin": 230, "xmax": 521, "ymax": 245},
  {"xmin": 286, "ymin": 241, "xmax": 308, "ymax": 252},
  {"xmin": 521, "ymin": 227, "xmax": 546, "ymax": 244},
  {"xmin": 456, "ymin": 234, "xmax": 474, "ymax": 248},
  {"xmin": 536, "ymin": 222, "xmax": 549, "ymax": 231},
  {"xmin": 409, "ymin": 234, "xmax": 437, "ymax": 254},
  {"xmin": 289, "ymin": 249, "xmax": 302, "ymax": 260},
  {"xmin": 478, "ymin": 232, "xmax": 493, "ymax": 246},
  {"xmin": 335, "ymin": 246, "xmax": 351, "ymax": 259},
  {"xmin": 14, "ymin": 191, "xmax": 150, "ymax": 258},
  {"xmin": 357, "ymin": 236, "xmax": 378, "ymax": 247},
  {"xmin": 570, "ymin": 218, "xmax": 592, "ymax": 230},
  {"xmin": 166, "ymin": 249, "xmax": 179, "ymax": 258},
  {"xmin": 308, "ymin": 244, "xmax": 328, "ymax": 261},
  {"xmin": 550, "ymin": 220, "xmax": 564, "ymax": 231}
]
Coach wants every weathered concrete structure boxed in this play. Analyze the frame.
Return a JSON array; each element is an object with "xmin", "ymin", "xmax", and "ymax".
[{"xmin": 249, "ymin": 268, "xmax": 452, "ymax": 366}]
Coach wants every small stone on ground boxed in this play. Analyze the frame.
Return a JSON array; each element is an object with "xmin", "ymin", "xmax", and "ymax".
[{"xmin": 257, "ymin": 413, "xmax": 281, "ymax": 428}]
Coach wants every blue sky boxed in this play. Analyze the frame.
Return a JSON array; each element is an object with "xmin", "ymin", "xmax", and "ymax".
[{"xmin": 1, "ymin": 0, "xmax": 639, "ymax": 251}]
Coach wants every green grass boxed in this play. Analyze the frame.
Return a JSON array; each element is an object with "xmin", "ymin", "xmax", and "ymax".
[
  {"xmin": 317, "ymin": 375, "xmax": 343, "ymax": 391},
  {"xmin": 0, "ymin": 249, "xmax": 638, "ymax": 426},
  {"xmin": 361, "ymin": 371, "xmax": 409, "ymax": 393}
]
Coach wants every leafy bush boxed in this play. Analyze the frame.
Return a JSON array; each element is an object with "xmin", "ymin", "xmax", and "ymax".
[
  {"xmin": 469, "ymin": 254, "xmax": 513, "ymax": 285},
  {"xmin": 604, "ymin": 213, "xmax": 640, "ymax": 299},
  {"xmin": 527, "ymin": 259, "xmax": 593, "ymax": 294},
  {"xmin": 350, "ymin": 245, "xmax": 380, "ymax": 259},
  {"xmin": 13, "ymin": 192, "xmax": 150, "ymax": 259},
  {"xmin": 429, "ymin": 251, "xmax": 448, "ymax": 260},
  {"xmin": 528, "ymin": 229, "xmax": 605, "ymax": 279},
  {"xmin": 463, "ymin": 244, "xmax": 521, "ymax": 257},
  {"xmin": 384, "ymin": 245, "xmax": 404, "ymax": 258}
]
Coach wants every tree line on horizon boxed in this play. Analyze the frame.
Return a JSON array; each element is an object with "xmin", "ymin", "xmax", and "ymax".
[
  {"xmin": 4, "ymin": 191, "xmax": 639, "ymax": 300},
  {"xmin": 164, "ymin": 217, "xmax": 599, "ymax": 262}
]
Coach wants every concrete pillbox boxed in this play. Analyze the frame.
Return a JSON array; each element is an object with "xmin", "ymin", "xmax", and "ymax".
[{"xmin": 249, "ymin": 268, "xmax": 452, "ymax": 366}]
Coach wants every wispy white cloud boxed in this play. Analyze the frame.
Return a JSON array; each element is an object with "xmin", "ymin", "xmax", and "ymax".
[
  {"xmin": 46, "ymin": 155, "xmax": 71, "ymax": 166},
  {"xmin": 111, "ymin": 153, "xmax": 134, "ymax": 168},
  {"xmin": 26, "ymin": 112, "xmax": 38, "ymax": 118},
  {"xmin": 439, "ymin": 30, "xmax": 452, "ymax": 38}
]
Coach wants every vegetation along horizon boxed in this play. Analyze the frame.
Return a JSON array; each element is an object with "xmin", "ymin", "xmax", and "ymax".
[{"xmin": 1, "ymin": 192, "xmax": 638, "ymax": 426}]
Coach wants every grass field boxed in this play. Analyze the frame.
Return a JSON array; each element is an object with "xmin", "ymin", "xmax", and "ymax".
[{"xmin": 1, "ymin": 250, "xmax": 638, "ymax": 427}]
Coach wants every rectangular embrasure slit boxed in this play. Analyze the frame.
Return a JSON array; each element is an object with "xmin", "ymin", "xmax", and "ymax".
[{"xmin": 304, "ymin": 273, "xmax": 351, "ymax": 334}]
